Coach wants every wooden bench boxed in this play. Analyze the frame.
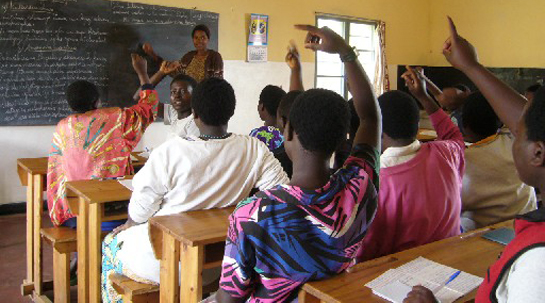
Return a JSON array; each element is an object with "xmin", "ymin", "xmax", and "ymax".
[
  {"xmin": 110, "ymin": 273, "xmax": 159, "ymax": 303},
  {"xmin": 41, "ymin": 227, "xmax": 78, "ymax": 303}
]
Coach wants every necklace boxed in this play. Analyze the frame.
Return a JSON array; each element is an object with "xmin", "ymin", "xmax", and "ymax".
[{"xmin": 199, "ymin": 133, "xmax": 231, "ymax": 140}]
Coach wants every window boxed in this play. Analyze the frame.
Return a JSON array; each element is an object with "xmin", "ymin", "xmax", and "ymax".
[{"xmin": 315, "ymin": 16, "xmax": 378, "ymax": 99}]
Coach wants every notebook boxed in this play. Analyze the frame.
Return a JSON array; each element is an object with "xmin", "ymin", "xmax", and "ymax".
[
  {"xmin": 118, "ymin": 179, "xmax": 134, "ymax": 191},
  {"xmin": 366, "ymin": 257, "xmax": 483, "ymax": 303},
  {"xmin": 482, "ymin": 228, "xmax": 515, "ymax": 245}
]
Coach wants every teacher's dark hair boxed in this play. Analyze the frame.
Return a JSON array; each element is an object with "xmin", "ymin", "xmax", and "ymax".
[
  {"xmin": 192, "ymin": 24, "xmax": 211, "ymax": 39},
  {"xmin": 66, "ymin": 80, "xmax": 100, "ymax": 113}
]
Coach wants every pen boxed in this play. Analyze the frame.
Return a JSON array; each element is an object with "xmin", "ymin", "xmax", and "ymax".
[{"xmin": 433, "ymin": 270, "xmax": 461, "ymax": 294}]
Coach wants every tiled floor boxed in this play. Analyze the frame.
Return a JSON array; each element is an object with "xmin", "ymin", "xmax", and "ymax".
[{"xmin": 0, "ymin": 213, "xmax": 77, "ymax": 302}]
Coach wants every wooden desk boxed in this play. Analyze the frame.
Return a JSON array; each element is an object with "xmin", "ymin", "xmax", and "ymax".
[
  {"xmin": 17, "ymin": 153, "xmax": 146, "ymax": 301},
  {"xmin": 299, "ymin": 221, "xmax": 513, "ymax": 303},
  {"xmin": 149, "ymin": 206, "xmax": 235, "ymax": 303},
  {"xmin": 417, "ymin": 128, "xmax": 437, "ymax": 142},
  {"xmin": 66, "ymin": 177, "xmax": 134, "ymax": 303}
]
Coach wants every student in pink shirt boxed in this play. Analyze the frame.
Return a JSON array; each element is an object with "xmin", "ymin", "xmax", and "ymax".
[{"xmin": 356, "ymin": 66, "xmax": 465, "ymax": 261}]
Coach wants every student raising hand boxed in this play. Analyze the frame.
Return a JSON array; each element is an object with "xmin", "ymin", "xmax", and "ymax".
[
  {"xmin": 294, "ymin": 24, "xmax": 352, "ymax": 55},
  {"xmin": 402, "ymin": 66, "xmax": 429, "ymax": 100},
  {"xmin": 442, "ymin": 16, "xmax": 479, "ymax": 72}
]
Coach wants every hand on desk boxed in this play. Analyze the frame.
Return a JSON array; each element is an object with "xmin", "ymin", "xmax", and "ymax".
[
  {"xmin": 403, "ymin": 286, "xmax": 438, "ymax": 303},
  {"xmin": 111, "ymin": 217, "xmax": 138, "ymax": 236}
]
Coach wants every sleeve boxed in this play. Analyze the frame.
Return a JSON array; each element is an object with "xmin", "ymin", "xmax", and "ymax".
[
  {"xmin": 128, "ymin": 146, "xmax": 169, "ymax": 223},
  {"xmin": 344, "ymin": 143, "xmax": 380, "ymax": 191},
  {"xmin": 121, "ymin": 87, "xmax": 159, "ymax": 149},
  {"xmin": 207, "ymin": 50, "xmax": 224, "ymax": 79},
  {"xmin": 46, "ymin": 122, "xmax": 67, "ymax": 226},
  {"xmin": 429, "ymin": 108, "xmax": 466, "ymax": 175},
  {"xmin": 255, "ymin": 145, "xmax": 290, "ymax": 190},
  {"xmin": 505, "ymin": 247, "xmax": 545, "ymax": 303},
  {"xmin": 219, "ymin": 207, "xmax": 256, "ymax": 298}
]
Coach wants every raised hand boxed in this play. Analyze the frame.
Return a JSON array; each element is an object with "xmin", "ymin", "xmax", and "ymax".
[
  {"xmin": 294, "ymin": 24, "xmax": 351, "ymax": 55},
  {"xmin": 442, "ymin": 17, "xmax": 480, "ymax": 72},
  {"xmin": 160, "ymin": 61, "xmax": 182, "ymax": 76},
  {"xmin": 285, "ymin": 40, "xmax": 301, "ymax": 71},
  {"xmin": 142, "ymin": 42, "xmax": 160, "ymax": 62},
  {"xmin": 131, "ymin": 53, "xmax": 147, "ymax": 75},
  {"xmin": 402, "ymin": 66, "xmax": 429, "ymax": 100}
]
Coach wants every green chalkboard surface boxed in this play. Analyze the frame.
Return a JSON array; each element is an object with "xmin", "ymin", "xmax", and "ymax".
[
  {"xmin": 0, "ymin": 0, "xmax": 218, "ymax": 126},
  {"xmin": 397, "ymin": 66, "xmax": 545, "ymax": 94}
]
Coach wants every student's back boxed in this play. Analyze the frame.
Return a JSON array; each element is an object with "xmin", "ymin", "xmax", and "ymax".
[{"xmin": 357, "ymin": 85, "xmax": 464, "ymax": 261}]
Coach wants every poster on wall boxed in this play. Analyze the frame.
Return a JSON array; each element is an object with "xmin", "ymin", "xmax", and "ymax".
[{"xmin": 247, "ymin": 13, "xmax": 268, "ymax": 63}]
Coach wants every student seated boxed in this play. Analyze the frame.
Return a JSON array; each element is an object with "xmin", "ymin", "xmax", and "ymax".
[
  {"xmin": 403, "ymin": 17, "xmax": 545, "ymax": 303},
  {"xmin": 47, "ymin": 54, "xmax": 158, "ymax": 227},
  {"xmin": 216, "ymin": 24, "xmax": 381, "ymax": 303},
  {"xmin": 356, "ymin": 66, "xmax": 465, "ymax": 261},
  {"xmin": 461, "ymin": 92, "xmax": 536, "ymax": 231},
  {"xmin": 161, "ymin": 75, "xmax": 200, "ymax": 139},
  {"xmin": 101, "ymin": 77, "xmax": 289, "ymax": 302},
  {"xmin": 249, "ymin": 85, "xmax": 287, "ymax": 151}
]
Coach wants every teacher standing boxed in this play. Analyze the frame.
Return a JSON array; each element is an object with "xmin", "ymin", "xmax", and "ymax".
[{"xmin": 144, "ymin": 24, "xmax": 224, "ymax": 82}]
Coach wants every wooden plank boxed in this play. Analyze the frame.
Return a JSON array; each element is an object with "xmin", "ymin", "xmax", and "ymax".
[
  {"xmin": 77, "ymin": 197, "xmax": 89, "ymax": 303},
  {"xmin": 160, "ymin": 233, "xmax": 179, "ymax": 303},
  {"xmin": 298, "ymin": 289, "xmax": 323, "ymax": 303},
  {"xmin": 88, "ymin": 203, "xmax": 103, "ymax": 303},
  {"xmin": 33, "ymin": 174, "xmax": 44, "ymax": 296},
  {"xmin": 179, "ymin": 243, "xmax": 204, "ymax": 302},
  {"xmin": 25, "ymin": 172, "xmax": 34, "ymax": 283},
  {"xmin": 149, "ymin": 222, "xmax": 163, "ymax": 260},
  {"xmin": 53, "ymin": 248, "xmax": 71, "ymax": 303}
]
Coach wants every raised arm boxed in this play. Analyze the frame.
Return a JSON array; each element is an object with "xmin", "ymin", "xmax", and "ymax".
[
  {"xmin": 285, "ymin": 41, "xmax": 304, "ymax": 91},
  {"xmin": 442, "ymin": 17, "xmax": 526, "ymax": 132},
  {"xmin": 295, "ymin": 25, "xmax": 381, "ymax": 150},
  {"xmin": 402, "ymin": 66, "xmax": 440, "ymax": 115}
]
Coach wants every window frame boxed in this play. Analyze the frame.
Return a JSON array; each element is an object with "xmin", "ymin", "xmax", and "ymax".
[{"xmin": 314, "ymin": 14, "xmax": 378, "ymax": 99}]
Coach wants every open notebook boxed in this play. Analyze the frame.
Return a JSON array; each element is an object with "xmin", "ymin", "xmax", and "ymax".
[{"xmin": 366, "ymin": 257, "xmax": 483, "ymax": 303}]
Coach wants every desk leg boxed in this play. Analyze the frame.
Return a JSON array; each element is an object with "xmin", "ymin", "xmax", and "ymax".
[
  {"xmin": 298, "ymin": 289, "xmax": 321, "ymax": 303},
  {"xmin": 33, "ymin": 174, "xmax": 44, "ymax": 296},
  {"xmin": 179, "ymin": 244, "xmax": 204, "ymax": 302},
  {"xmin": 160, "ymin": 233, "xmax": 180, "ymax": 303},
  {"xmin": 25, "ymin": 172, "xmax": 34, "ymax": 283},
  {"xmin": 88, "ymin": 203, "xmax": 102, "ymax": 303},
  {"xmin": 78, "ymin": 198, "xmax": 89, "ymax": 303}
]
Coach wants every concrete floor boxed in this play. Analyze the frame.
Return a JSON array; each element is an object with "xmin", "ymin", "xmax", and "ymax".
[{"xmin": 0, "ymin": 213, "xmax": 77, "ymax": 302}]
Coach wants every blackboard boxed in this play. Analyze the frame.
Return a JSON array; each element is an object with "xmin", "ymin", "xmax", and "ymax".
[
  {"xmin": 397, "ymin": 66, "xmax": 545, "ymax": 95},
  {"xmin": 0, "ymin": 0, "xmax": 219, "ymax": 126}
]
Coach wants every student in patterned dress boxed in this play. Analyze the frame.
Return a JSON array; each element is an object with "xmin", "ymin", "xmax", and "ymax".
[
  {"xmin": 216, "ymin": 24, "xmax": 382, "ymax": 303},
  {"xmin": 46, "ymin": 54, "xmax": 158, "ymax": 227},
  {"xmin": 249, "ymin": 85, "xmax": 287, "ymax": 151}
]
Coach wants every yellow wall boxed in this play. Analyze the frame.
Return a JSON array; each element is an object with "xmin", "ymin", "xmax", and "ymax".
[
  {"xmin": 127, "ymin": 0, "xmax": 431, "ymax": 66},
  {"xmin": 429, "ymin": 0, "xmax": 545, "ymax": 68}
]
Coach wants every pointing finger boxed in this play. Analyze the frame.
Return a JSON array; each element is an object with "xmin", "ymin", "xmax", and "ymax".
[{"xmin": 447, "ymin": 16, "xmax": 458, "ymax": 37}]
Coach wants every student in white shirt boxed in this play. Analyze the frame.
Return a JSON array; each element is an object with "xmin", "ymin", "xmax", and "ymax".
[
  {"xmin": 162, "ymin": 74, "xmax": 200, "ymax": 139},
  {"xmin": 101, "ymin": 78, "xmax": 289, "ymax": 303}
]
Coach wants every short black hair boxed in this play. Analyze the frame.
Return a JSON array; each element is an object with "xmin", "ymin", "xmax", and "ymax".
[
  {"xmin": 462, "ymin": 91, "xmax": 501, "ymax": 138},
  {"xmin": 526, "ymin": 83, "xmax": 542, "ymax": 94},
  {"xmin": 347, "ymin": 99, "xmax": 360, "ymax": 139},
  {"xmin": 66, "ymin": 80, "xmax": 100, "ymax": 113},
  {"xmin": 278, "ymin": 91, "xmax": 303, "ymax": 120},
  {"xmin": 191, "ymin": 78, "xmax": 235, "ymax": 126},
  {"xmin": 525, "ymin": 86, "xmax": 545, "ymax": 142},
  {"xmin": 289, "ymin": 89, "xmax": 349, "ymax": 155},
  {"xmin": 259, "ymin": 85, "xmax": 286, "ymax": 117},
  {"xmin": 170, "ymin": 74, "xmax": 198, "ymax": 91},
  {"xmin": 378, "ymin": 90, "xmax": 420, "ymax": 140},
  {"xmin": 192, "ymin": 24, "xmax": 211, "ymax": 39}
]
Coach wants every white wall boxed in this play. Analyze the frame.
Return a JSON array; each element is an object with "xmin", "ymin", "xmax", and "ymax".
[{"xmin": 0, "ymin": 60, "xmax": 315, "ymax": 205}]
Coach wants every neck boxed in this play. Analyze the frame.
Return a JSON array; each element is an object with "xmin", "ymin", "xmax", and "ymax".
[
  {"xmin": 198, "ymin": 124, "xmax": 228, "ymax": 137},
  {"xmin": 289, "ymin": 152, "xmax": 331, "ymax": 189},
  {"xmin": 176, "ymin": 109, "xmax": 191, "ymax": 120},
  {"xmin": 264, "ymin": 116, "xmax": 277, "ymax": 127},
  {"xmin": 196, "ymin": 49, "xmax": 208, "ymax": 56}
]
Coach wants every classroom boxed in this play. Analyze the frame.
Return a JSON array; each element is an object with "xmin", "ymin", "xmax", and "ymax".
[{"xmin": 1, "ymin": 0, "xmax": 545, "ymax": 302}]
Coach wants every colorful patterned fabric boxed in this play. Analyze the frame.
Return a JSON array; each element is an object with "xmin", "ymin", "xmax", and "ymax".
[
  {"xmin": 101, "ymin": 233, "xmax": 157, "ymax": 303},
  {"xmin": 47, "ymin": 89, "xmax": 158, "ymax": 226},
  {"xmin": 249, "ymin": 126, "xmax": 284, "ymax": 151},
  {"xmin": 219, "ymin": 144, "xmax": 379, "ymax": 302}
]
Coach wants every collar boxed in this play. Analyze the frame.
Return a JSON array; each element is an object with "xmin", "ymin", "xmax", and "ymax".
[{"xmin": 380, "ymin": 140, "xmax": 421, "ymax": 168}]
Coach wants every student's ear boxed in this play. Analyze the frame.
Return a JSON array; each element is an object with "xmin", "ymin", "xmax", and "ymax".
[
  {"xmin": 285, "ymin": 121, "xmax": 294, "ymax": 142},
  {"xmin": 193, "ymin": 111, "xmax": 200, "ymax": 120},
  {"xmin": 530, "ymin": 141, "xmax": 545, "ymax": 167},
  {"xmin": 258, "ymin": 103, "xmax": 264, "ymax": 112}
]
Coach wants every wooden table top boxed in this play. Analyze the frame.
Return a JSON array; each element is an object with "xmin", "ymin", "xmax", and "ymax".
[
  {"xmin": 149, "ymin": 206, "xmax": 235, "ymax": 247},
  {"xmin": 65, "ymin": 175, "xmax": 134, "ymax": 204},
  {"xmin": 301, "ymin": 220, "xmax": 513, "ymax": 302},
  {"xmin": 417, "ymin": 128, "xmax": 437, "ymax": 142}
]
